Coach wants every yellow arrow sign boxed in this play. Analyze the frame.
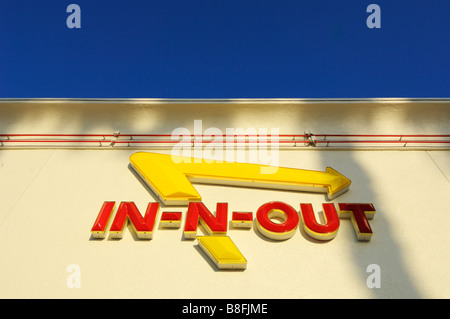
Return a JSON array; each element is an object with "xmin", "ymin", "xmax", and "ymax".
[{"xmin": 129, "ymin": 152, "xmax": 351, "ymax": 205}]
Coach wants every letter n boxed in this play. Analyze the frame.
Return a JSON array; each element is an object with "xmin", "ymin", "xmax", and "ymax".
[
  {"xmin": 109, "ymin": 202, "xmax": 159, "ymax": 239},
  {"xmin": 184, "ymin": 202, "xmax": 228, "ymax": 238}
]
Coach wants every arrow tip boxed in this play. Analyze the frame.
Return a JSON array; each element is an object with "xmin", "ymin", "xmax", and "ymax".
[{"xmin": 325, "ymin": 167, "xmax": 351, "ymax": 200}]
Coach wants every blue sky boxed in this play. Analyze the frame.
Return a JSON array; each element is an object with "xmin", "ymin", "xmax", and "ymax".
[{"xmin": 0, "ymin": 1, "xmax": 449, "ymax": 98}]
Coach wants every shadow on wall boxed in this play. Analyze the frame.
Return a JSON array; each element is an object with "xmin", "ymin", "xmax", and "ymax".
[
  {"xmin": 1, "ymin": 98, "xmax": 448, "ymax": 297},
  {"xmin": 308, "ymin": 100, "xmax": 450, "ymax": 298},
  {"xmin": 1, "ymin": 98, "xmax": 449, "ymax": 136},
  {"xmin": 0, "ymin": 99, "xmax": 251, "ymax": 137},
  {"xmin": 318, "ymin": 150, "xmax": 423, "ymax": 298}
]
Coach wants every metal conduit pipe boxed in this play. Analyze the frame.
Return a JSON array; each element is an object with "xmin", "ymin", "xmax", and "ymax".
[{"xmin": 0, "ymin": 133, "xmax": 449, "ymax": 149}]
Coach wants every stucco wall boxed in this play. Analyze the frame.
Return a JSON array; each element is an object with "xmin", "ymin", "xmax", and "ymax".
[{"xmin": 0, "ymin": 99, "xmax": 449, "ymax": 298}]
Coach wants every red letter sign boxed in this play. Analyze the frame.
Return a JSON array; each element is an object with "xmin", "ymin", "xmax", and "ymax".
[
  {"xmin": 184, "ymin": 202, "xmax": 228, "ymax": 238},
  {"xmin": 300, "ymin": 203, "xmax": 340, "ymax": 241},
  {"xmin": 109, "ymin": 202, "xmax": 159, "ymax": 239},
  {"xmin": 91, "ymin": 201, "xmax": 116, "ymax": 238},
  {"xmin": 256, "ymin": 201, "xmax": 299, "ymax": 240},
  {"xmin": 338, "ymin": 203, "xmax": 376, "ymax": 241}
]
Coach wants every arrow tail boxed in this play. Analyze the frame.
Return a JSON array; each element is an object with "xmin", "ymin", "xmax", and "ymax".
[{"xmin": 131, "ymin": 155, "xmax": 202, "ymax": 205}]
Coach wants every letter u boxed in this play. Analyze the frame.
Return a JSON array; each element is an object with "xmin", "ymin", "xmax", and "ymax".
[{"xmin": 300, "ymin": 203, "xmax": 340, "ymax": 240}]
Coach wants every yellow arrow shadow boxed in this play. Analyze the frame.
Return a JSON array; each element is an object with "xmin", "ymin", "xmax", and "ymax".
[{"xmin": 130, "ymin": 152, "xmax": 351, "ymax": 206}]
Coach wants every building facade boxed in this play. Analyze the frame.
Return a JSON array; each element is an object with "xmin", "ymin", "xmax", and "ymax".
[{"xmin": 0, "ymin": 98, "xmax": 449, "ymax": 298}]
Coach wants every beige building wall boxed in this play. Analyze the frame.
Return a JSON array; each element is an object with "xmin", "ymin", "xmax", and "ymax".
[{"xmin": 0, "ymin": 99, "xmax": 449, "ymax": 298}]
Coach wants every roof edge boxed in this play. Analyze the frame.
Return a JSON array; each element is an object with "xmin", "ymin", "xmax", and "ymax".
[{"xmin": 0, "ymin": 97, "xmax": 449, "ymax": 104}]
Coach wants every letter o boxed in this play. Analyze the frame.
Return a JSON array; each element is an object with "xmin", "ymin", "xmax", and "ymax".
[{"xmin": 256, "ymin": 201, "xmax": 299, "ymax": 240}]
